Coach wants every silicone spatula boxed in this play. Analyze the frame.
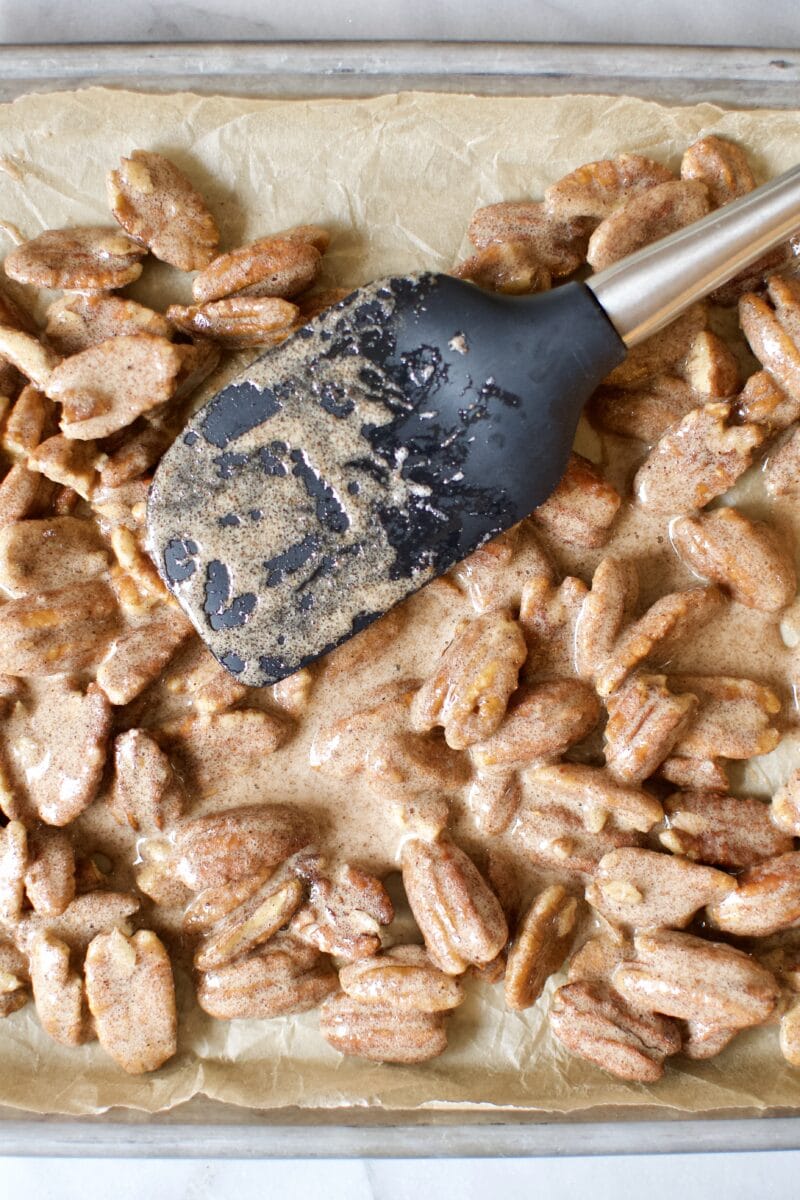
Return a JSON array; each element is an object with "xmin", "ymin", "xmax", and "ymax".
[{"xmin": 148, "ymin": 165, "xmax": 800, "ymax": 686}]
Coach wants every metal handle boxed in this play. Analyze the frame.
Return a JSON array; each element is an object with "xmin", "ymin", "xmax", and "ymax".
[{"xmin": 587, "ymin": 164, "xmax": 800, "ymax": 347}]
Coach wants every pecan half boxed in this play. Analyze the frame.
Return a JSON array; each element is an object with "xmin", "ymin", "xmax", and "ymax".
[
  {"xmin": 339, "ymin": 944, "xmax": 465, "ymax": 1011},
  {"xmin": 109, "ymin": 730, "xmax": 184, "ymax": 834},
  {"xmin": 466, "ymin": 767, "xmax": 522, "ymax": 836},
  {"xmin": 5, "ymin": 227, "xmax": 145, "ymax": 291},
  {"xmin": 681, "ymin": 1021, "xmax": 739, "ymax": 1061},
  {"xmin": 504, "ymin": 886, "xmax": 580, "ymax": 1010},
  {"xmin": 669, "ymin": 674, "xmax": 781, "ymax": 760},
  {"xmin": 0, "ymin": 579, "xmax": 119, "ymax": 677},
  {"xmin": 660, "ymin": 790, "xmax": 792, "ymax": 868},
  {"xmin": 467, "ymin": 201, "xmax": 590, "ymax": 275},
  {"xmin": 97, "ymin": 608, "xmax": 194, "ymax": 706},
  {"xmin": 604, "ymin": 673, "xmax": 698, "ymax": 784},
  {"xmin": 455, "ymin": 241, "xmax": 551, "ymax": 294},
  {"xmin": 2, "ymin": 384, "xmax": 54, "ymax": 457},
  {"xmin": 27, "ymin": 435, "xmax": 101, "ymax": 500},
  {"xmin": 658, "ymin": 755, "xmax": 729, "ymax": 792},
  {"xmin": 707, "ymin": 852, "xmax": 800, "ymax": 937},
  {"xmin": 108, "ymin": 149, "xmax": 219, "ymax": 270},
  {"xmin": 290, "ymin": 859, "xmax": 394, "ymax": 961},
  {"xmin": 680, "ymin": 136, "xmax": 756, "ymax": 208},
  {"xmin": 173, "ymin": 803, "xmax": 313, "ymax": 890},
  {"xmin": 737, "ymin": 369, "xmax": 798, "ymax": 430},
  {"xmin": 157, "ymin": 709, "xmax": 290, "ymax": 797},
  {"xmin": 410, "ymin": 610, "xmax": 527, "ymax": 750},
  {"xmin": 765, "ymin": 426, "xmax": 800, "ymax": 496},
  {"xmin": 772, "ymin": 768, "xmax": 800, "ymax": 836},
  {"xmin": 514, "ymin": 803, "xmax": 643, "ymax": 878},
  {"xmin": 634, "ymin": 403, "xmax": 764, "ymax": 514},
  {"xmin": 615, "ymin": 929, "xmax": 779, "ymax": 1027},
  {"xmin": 166, "ymin": 296, "xmax": 299, "ymax": 348},
  {"xmin": 525, "ymin": 762, "xmax": 664, "ymax": 834},
  {"xmin": 574, "ymin": 556, "xmax": 639, "ymax": 683},
  {"xmin": 319, "ymin": 991, "xmax": 448, "ymax": 1063},
  {"xmin": 586, "ymin": 847, "xmax": 734, "ymax": 931},
  {"xmin": 0, "ymin": 677, "xmax": 111, "ymax": 825},
  {"xmin": 589, "ymin": 375, "xmax": 698, "ymax": 443},
  {"xmin": 44, "ymin": 293, "xmax": 172, "ymax": 357},
  {"xmin": 519, "ymin": 574, "xmax": 587, "ymax": 679},
  {"xmin": 0, "ymin": 819, "xmax": 27, "ymax": 921},
  {"xmin": 682, "ymin": 330, "xmax": 740, "ymax": 399},
  {"xmin": 194, "ymin": 868, "xmax": 305, "ymax": 970},
  {"xmin": 453, "ymin": 524, "xmax": 553, "ymax": 615},
  {"xmin": 0, "ymin": 515, "xmax": 108, "ymax": 597},
  {"xmin": 29, "ymin": 931, "xmax": 90, "ymax": 1047},
  {"xmin": 0, "ymin": 464, "xmax": 53, "ymax": 527},
  {"xmin": 196, "ymin": 933, "xmax": 338, "ymax": 1019},
  {"xmin": 401, "ymin": 835, "xmax": 508, "ymax": 974},
  {"xmin": 47, "ymin": 334, "xmax": 183, "ymax": 441},
  {"xmin": 24, "ymin": 826, "xmax": 76, "ymax": 916},
  {"xmin": 0, "ymin": 326, "xmax": 59, "ymax": 389},
  {"xmin": 183, "ymin": 874, "xmax": 270, "ymax": 934},
  {"xmin": 85, "ymin": 928, "xmax": 176, "ymax": 1074},
  {"xmin": 550, "ymin": 980, "xmax": 680, "ymax": 1082},
  {"xmin": 671, "ymin": 508, "xmax": 796, "ymax": 612},
  {"xmin": 531, "ymin": 453, "xmax": 621, "ymax": 548},
  {"xmin": 545, "ymin": 154, "xmax": 674, "ymax": 223},
  {"xmin": 587, "ymin": 180, "xmax": 710, "ymax": 272},
  {"xmin": 472, "ymin": 679, "xmax": 600, "ymax": 767},
  {"xmin": 740, "ymin": 288, "xmax": 800, "ymax": 407},
  {"xmin": 0, "ymin": 939, "xmax": 29, "ymax": 1018},
  {"xmin": 16, "ymin": 891, "xmax": 140, "ymax": 955},
  {"xmin": 602, "ymin": 304, "xmax": 708, "ymax": 389},
  {"xmin": 192, "ymin": 235, "xmax": 321, "ymax": 303}
]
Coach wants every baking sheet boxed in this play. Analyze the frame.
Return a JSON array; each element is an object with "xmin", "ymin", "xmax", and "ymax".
[{"xmin": 1, "ymin": 84, "xmax": 800, "ymax": 1120}]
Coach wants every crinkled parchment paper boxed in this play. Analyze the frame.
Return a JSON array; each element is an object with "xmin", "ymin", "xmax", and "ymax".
[{"xmin": 1, "ymin": 86, "xmax": 800, "ymax": 1118}]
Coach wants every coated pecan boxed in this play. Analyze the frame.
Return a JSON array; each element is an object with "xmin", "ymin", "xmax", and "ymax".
[
  {"xmin": 531, "ymin": 453, "xmax": 621, "ymax": 548},
  {"xmin": 310, "ymin": 687, "xmax": 468, "ymax": 793},
  {"xmin": 0, "ymin": 579, "xmax": 119, "ymax": 676},
  {"xmin": 453, "ymin": 525, "xmax": 552, "ymax": 614},
  {"xmin": 736, "ymin": 369, "xmax": 798, "ymax": 430},
  {"xmin": 681, "ymin": 1021, "xmax": 739, "ymax": 1061},
  {"xmin": 602, "ymin": 303, "xmax": 708, "ymax": 388},
  {"xmin": 589, "ymin": 375, "xmax": 698, "ymax": 443},
  {"xmin": 594, "ymin": 586, "xmax": 722, "ymax": 699},
  {"xmin": 195, "ymin": 867, "xmax": 305, "ymax": 970},
  {"xmin": 668, "ymin": 674, "xmax": 781, "ymax": 760},
  {"xmin": 514, "ymin": 803, "xmax": 643, "ymax": 878},
  {"xmin": 545, "ymin": 154, "xmax": 674, "ymax": 223},
  {"xmin": 587, "ymin": 180, "xmax": 710, "ymax": 272},
  {"xmin": 47, "ymin": 334, "xmax": 183, "ymax": 441},
  {"xmin": 504, "ymin": 886, "xmax": 580, "ymax": 1010},
  {"xmin": 192, "ymin": 235, "xmax": 321, "ymax": 303},
  {"xmin": 16, "ymin": 891, "xmax": 140, "ymax": 955},
  {"xmin": 29, "ymin": 931, "xmax": 90, "ymax": 1047},
  {"xmin": 290, "ymin": 859, "xmax": 394, "ymax": 961},
  {"xmin": 173, "ymin": 803, "xmax": 314, "ymax": 891},
  {"xmin": 0, "ymin": 677, "xmax": 111, "ymax": 825},
  {"xmin": 27, "ymin": 435, "xmax": 101, "ymax": 499},
  {"xmin": 454, "ymin": 242, "xmax": 551, "ymax": 294},
  {"xmin": 614, "ymin": 929, "xmax": 779, "ymax": 1028},
  {"xmin": 658, "ymin": 755, "xmax": 729, "ymax": 792},
  {"xmin": 401, "ymin": 835, "xmax": 508, "ymax": 974},
  {"xmin": 765, "ymin": 426, "xmax": 800, "ymax": 496},
  {"xmin": 466, "ymin": 767, "xmax": 522, "ymax": 836},
  {"xmin": 410, "ymin": 610, "xmax": 527, "ymax": 750},
  {"xmin": 24, "ymin": 826, "xmax": 76, "ymax": 917},
  {"xmin": 707, "ymin": 852, "xmax": 800, "ymax": 937},
  {"xmin": 183, "ymin": 874, "xmax": 270, "ymax": 934},
  {"xmin": 670, "ymin": 508, "xmax": 796, "ymax": 612},
  {"xmin": 660, "ymin": 790, "xmax": 792, "ymax": 868},
  {"xmin": 525, "ymin": 762, "xmax": 664, "ymax": 834},
  {"xmin": 467, "ymin": 201, "xmax": 590, "ymax": 275},
  {"xmin": 97, "ymin": 608, "xmax": 194, "ymax": 706},
  {"xmin": 567, "ymin": 932, "xmax": 633, "ymax": 987},
  {"xmin": 44, "ymin": 293, "xmax": 172, "ymax": 357},
  {"xmin": 163, "ymin": 637, "xmax": 250, "ymax": 714},
  {"xmin": 681, "ymin": 330, "xmax": 741, "ymax": 398},
  {"xmin": 772, "ymin": 768, "xmax": 800, "ymax": 836},
  {"xmin": 0, "ymin": 326, "xmax": 59, "ymax": 389},
  {"xmin": 109, "ymin": 730, "xmax": 184, "ymax": 834},
  {"xmin": 85, "ymin": 928, "xmax": 177, "ymax": 1074},
  {"xmin": 196, "ymin": 933, "xmax": 338, "ymax": 1019},
  {"xmin": 0, "ymin": 819, "xmax": 27, "ymax": 921},
  {"xmin": 107, "ymin": 149, "xmax": 219, "ymax": 270},
  {"xmin": 319, "ymin": 991, "xmax": 448, "ymax": 1063},
  {"xmin": 586, "ymin": 847, "xmax": 734, "ymax": 931},
  {"xmin": 0, "ymin": 464, "xmax": 53, "ymax": 526},
  {"xmin": 634, "ymin": 403, "xmax": 764, "ymax": 514},
  {"xmin": 519, "ymin": 574, "xmax": 587, "ymax": 679},
  {"xmin": 4, "ymin": 227, "xmax": 146, "ymax": 291},
  {"xmin": 157, "ymin": 709, "xmax": 290, "ymax": 797},
  {"xmin": 680, "ymin": 136, "xmax": 756, "ymax": 208},
  {"xmin": 0, "ymin": 939, "xmax": 29, "ymax": 1018},
  {"xmin": 166, "ymin": 296, "xmax": 299, "ymax": 348},
  {"xmin": 740, "ymin": 287, "xmax": 800, "ymax": 407},
  {"xmin": 604, "ymin": 673, "xmax": 698, "ymax": 784},
  {"xmin": 574, "ymin": 556, "xmax": 639, "ymax": 683},
  {"xmin": 550, "ymin": 980, "xmax": 680, "ymax": 1082},
  {"xmin": 2, "ymin": 384, "xmax": 54, "ymax": 457},
  {"xmin": 472, "ymin": 679, "xmax": 600, "ymax": 767},
  {"xmin": 0, "ymin": 515, "xmax": 108, "ymax": 597},
  {"xmin": 339, "ymin": 944, "xmax": 465, "ymax": 1011}
]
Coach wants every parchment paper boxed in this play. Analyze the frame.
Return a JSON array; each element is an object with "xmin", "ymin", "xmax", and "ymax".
[{"xmin": 1, "ymin": 85, "xmax": 799, "ymax": 1118}]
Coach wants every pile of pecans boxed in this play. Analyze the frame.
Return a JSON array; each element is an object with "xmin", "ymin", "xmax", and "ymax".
[{"xmin": 1, "ymin": 135, "xmax": 800, "ymax": 1085}]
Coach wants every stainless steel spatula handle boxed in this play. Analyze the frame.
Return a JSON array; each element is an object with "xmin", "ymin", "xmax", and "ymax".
[{"xmin": 588, "ymin": 163, "xmax": 800, "ymax": 347}]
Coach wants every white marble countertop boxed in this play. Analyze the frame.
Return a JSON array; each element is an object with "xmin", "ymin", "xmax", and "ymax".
[{"xmin": 3, "ymin": 2, "xmax": 800, "ymax": 1193}]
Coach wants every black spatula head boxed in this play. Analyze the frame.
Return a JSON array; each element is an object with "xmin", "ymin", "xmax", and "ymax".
[{"xmin": 148, "ymin": 271, "xmax": 624, "ymax": 685}]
